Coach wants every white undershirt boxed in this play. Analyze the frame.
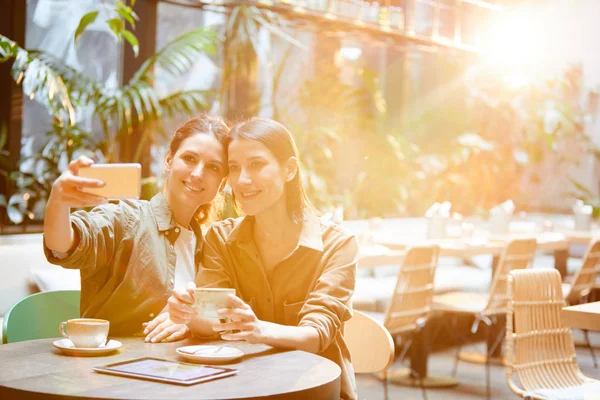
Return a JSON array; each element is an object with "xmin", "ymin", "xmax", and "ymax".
[{"xmin": 173, "ymin": 224, "xmax": 196, "ymax": 291}]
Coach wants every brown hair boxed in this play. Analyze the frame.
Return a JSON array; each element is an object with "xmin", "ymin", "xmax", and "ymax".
[
  {"xmin": 229, "ymin": 118, "xmax": 316, "ymax": 224},
  {"xmin": 167, "ymin": 115, "xmax": 230, "ymax": 225}
]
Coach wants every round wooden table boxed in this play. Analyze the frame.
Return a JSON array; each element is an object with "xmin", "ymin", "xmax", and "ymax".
[{"xmin": 0, "ymin": 337, "xmax": 341, "ymax": 399}]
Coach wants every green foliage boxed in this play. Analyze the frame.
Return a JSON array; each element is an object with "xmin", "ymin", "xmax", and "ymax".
[
  {"xmin": 1, "ymin": 35, "xmax": 79, "ymax": 126},
  {"xmin": 1, "ymin": 28, "xmax": 216, "ymax": 156},
  {"xmin": 2, "ymin": 3, "xmax": 595, "ymax": 224},
  {"xmin": 74, "ymin": 11, "xmax": 100, "ymax": 42},
  {"xmin": 0, "ymin": 122, "xmax": 10, "ymax": 173},
  {"xmin": 0, "ymin": 123, "xmax": 31, "ymax": 226},
  {"xmin": 97, "ymin": 28, "xmax": 217, "ymax": 161},
  {"xmin": 10, "ymin": 121, "xmax": 98, "ymax": 224},
  {"xmin": 274, "ymin": 54, "xmax": 408, "ymax": 217},
  {"xmin": 0, "ymin": 26, "xmax": 216, "ymax": 226},
  {"xmin": 220, "ymin": 5, "xmax": 305, "ymax": 120},
  {"xmin": 568, "ymin": 178, "xmax": 600, "ymax": 218},
  {"xmin": 416, "ymin": 62, "xmax": 595, "ymax": 215},
  {"xmin": 0, "ymin": 123, "xmax": 16, "ymax": 225},
  {"xmin": 75, "ymin": 1, "xmax": 140, "ymax": 56}
]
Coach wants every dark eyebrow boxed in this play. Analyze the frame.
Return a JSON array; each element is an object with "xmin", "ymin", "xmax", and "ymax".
[
  {"xmin": 181, "ymin": 150, "xmax": 199, "ymax": 157},
  {"xmin": 228, "ymin": 155, "xmax": 267, "ymax": 165},
  {"xmin": 247, "ymin": 156, "xmax": 267, "ymax": 162},
  {"xmin": 182, "ymin": 150, "xmax": 224, "ymax": 166}
]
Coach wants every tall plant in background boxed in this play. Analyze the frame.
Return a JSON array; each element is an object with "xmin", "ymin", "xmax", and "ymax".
[
  {"xmin": 0, "ymin": 26, "xmax": 216, "ymax": 227},
  {"xmin": 273, "ymin": 53, "xmax": 412, "ymax": 217},
  {"xmin": 220, "ymin": 5, "xmax": 306, "ymax": 121},
  {"xmin": 420, "ymin": 63, "xmax": 596, "ymax": 215},
  {"xmin": 283, "ymin": 61, "xmax": 372, "ymax": 212},
  {"xmin": 220, "ymin": 6, "xmax": 260, "ymax": 121}
]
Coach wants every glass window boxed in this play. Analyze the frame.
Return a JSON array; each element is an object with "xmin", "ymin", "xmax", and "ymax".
[{"xmin": 23, "ymin": 0, "xmax": 123, "ymax": 157}]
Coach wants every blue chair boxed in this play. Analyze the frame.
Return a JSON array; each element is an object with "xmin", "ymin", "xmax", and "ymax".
[{"xmin": 2, "ymin": 290, "xmax": 80, "ymax": 344}]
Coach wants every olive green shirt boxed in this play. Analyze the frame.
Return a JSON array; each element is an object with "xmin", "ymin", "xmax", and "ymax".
[
  {"xmin": 196, "ymin": 213, "xmax": 358, "ymax": 400},
  {"xmin": 43, "ymin": 193, "xmax": 203, "ymax": 336}
]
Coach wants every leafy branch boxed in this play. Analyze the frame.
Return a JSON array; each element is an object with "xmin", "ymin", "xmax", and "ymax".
[{"xmin": 75, "ymin": 0, "xmax": 140, "ymax": 56}]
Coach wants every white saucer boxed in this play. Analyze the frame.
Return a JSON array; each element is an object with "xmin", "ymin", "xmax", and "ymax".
[
  {"xmin": 52, "ymin": 339, "xmax": 122, "ymax": 356},
  {"xmin": 176, "ymin": 345, "xmax": 244, "ymax": 364}
]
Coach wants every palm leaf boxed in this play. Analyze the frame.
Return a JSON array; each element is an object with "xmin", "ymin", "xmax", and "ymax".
[
  {"xmin": 159, "ymin": 90, "xmax": 213, "ymax": 119},
  {"xmin": 95, "ymin": 27, "xmax": 217, "ymax": 136},
  {"xmin": 253, "ymin": 13, "xmax": 307, "ymax": 51},
  {"xmin": 33, "ymin": 52, "xmax": 105, "ymax": 103},
  {"xmin": 0, "ymin": 37, "xmax": 19, "ymax": 62},
  {"xmin": 130, "ymin": 28, "xmax": 217, "ymax": 84},
  {"xmin": 0, "ymin": 35, "xmax": 89, "ymax": 126},
  {"xmin": 569, "ymin": 177, "xmax": 595, "ymax": 198},
  {"xmin": 220, "ymin": 5, "xmax": 307, "ymax": 115}
]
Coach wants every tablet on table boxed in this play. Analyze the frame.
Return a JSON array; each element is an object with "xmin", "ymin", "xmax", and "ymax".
[{"xmin": 93, "ymin": 357, "xmax": 238, "ymax": 385}]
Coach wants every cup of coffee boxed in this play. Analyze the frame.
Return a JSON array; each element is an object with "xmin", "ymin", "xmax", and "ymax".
[
  {"xmin": 59, "ymin": 318, "xmax": 109, "ymax": 348},
  {"xmin": 194, "ymin": 288, "xmax": 236, "ymax": 319}
]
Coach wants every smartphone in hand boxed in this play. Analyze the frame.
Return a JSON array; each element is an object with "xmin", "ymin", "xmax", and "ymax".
[{"xmin": 79, "ymin": 163, "xmax": 142, "ymax": 199}]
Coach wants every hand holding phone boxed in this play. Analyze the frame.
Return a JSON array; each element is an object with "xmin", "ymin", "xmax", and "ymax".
[
  {"xmin": 78, "ymin": 163, "xmax": 142, "ymax": 199},
  {"xmin": 49, "ymin": 156, "xmax": 107, "ymax": 208}
]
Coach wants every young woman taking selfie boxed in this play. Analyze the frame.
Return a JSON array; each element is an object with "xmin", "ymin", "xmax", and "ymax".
[
  {"xmin": 155, "ymin": 118, "xmax": 358, "ymax": 400},
  {"xmin": 43, "ymin": 115, "xmax": 230, "ymax": 340}
]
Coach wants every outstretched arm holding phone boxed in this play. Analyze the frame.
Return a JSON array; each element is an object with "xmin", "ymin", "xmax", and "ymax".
[{"xmin": 44, "ymin": 156, "xmax": 107, "ymax": 253}]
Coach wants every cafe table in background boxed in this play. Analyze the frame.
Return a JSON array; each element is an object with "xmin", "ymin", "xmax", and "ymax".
[{"xmin": 563, "ymin": 301, "xmax": 600, "ymax": 332}]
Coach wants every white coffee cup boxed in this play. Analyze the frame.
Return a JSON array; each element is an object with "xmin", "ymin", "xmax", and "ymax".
[
  {"xmin": 59, "ymin": 318, "xmax": 109, "ymax": 348},
  {"xmin": 194, "ymin": 288, "xmax": 236, "ymax": 319}
]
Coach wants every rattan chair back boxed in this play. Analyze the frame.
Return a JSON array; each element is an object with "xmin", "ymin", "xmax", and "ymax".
[
  {"xmin": 506, "ymin": 269, "xmax": 588, "ymax": 397},
  {"xmin": 383, "ymin": 245, "xmax": 439, "ymax": 335},
  {"xmin": 565, "ymin": 239, "xmax": 600, "ymax": 305},
  {"xmin": 484, "ymin": 239, "xmax": 537, "ymax": 318}
]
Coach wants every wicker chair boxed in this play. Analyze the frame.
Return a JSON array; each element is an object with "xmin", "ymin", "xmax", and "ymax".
[
  {"xmin": 433, "ymin": 238, "xmax": 537, "ymax": 400},
  {"xmin": 562, "ymin": 239, "xmax": 600, "ymax": 367},
  {"xmin": 364, "ymin": 245, "xmax": 440, "ymax": 400},
  {"xmin": 506, "ymin": 269, "xmax": 600, "ymax": 399},
  {"xmin": 563, "ymin": 239, "xmax": 600, "ymax": 305}
]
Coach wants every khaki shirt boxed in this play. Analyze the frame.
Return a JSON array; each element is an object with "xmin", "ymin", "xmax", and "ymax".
[
  {"xmin": 197, "ymin": 213, "xmax": 358, "ymax": 400},
  {"xmin": 44, "ymin": 193, "xmax": 203, "ymax": 336}
]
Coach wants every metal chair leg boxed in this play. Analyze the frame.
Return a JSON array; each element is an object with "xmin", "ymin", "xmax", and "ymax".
[
  {"xmin": 419, "ymin": 337, "xmax": 431, "ymax": 400},
  {"xmin": 417, "ymin": 373, "xmax": 428, "ymax": 400},
  {"xmin": 409, "ymin": 329, "xmax": 428, "ymax": 400},
  {"xmin": 485, "ymin": 326, "xmax": 492, "ymax": 400},
  {"xmin": 583, "ymin": 329, "xmax": 598, "ymax": 368},
  {"xmin": 485, "ymin": 323, "xmax": 506, "ymax": 400},
  {"xmin": 383, "ymin": 369, "xmax": 389, "ymax": 400},
  {"xmin": 451, "ymin": 316, "xmax": 461, "ymax": 377}
]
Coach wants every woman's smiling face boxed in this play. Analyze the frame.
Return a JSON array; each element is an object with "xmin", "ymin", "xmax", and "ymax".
[
  {"xmin": 227, "ymin": 137, "xmax": 289, "ymax": 216},
  {"xmin": 164, "ymin": 133, "xmax": 227, "ymax": 212}
]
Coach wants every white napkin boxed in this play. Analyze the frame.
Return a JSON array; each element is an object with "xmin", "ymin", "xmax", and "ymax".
[
  {"xmin": 425, "ymin": 201, "xmax": 451, "ymax": 218},
  {"xmin": 490, "ymin": 200, "xmax": 515, "ymax": 216},
  {"xmin": 572, "ymin": 200, "xmax": 593, "ymax": 215}
]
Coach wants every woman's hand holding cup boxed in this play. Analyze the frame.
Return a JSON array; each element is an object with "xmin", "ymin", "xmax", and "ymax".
[
  {"xmin": 167, "ymin": 281, "xmax": 197, "ymax": 324},
  {"xmin": 213, "ymin": 295, "xmax": 267, "ymax": 344}
]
